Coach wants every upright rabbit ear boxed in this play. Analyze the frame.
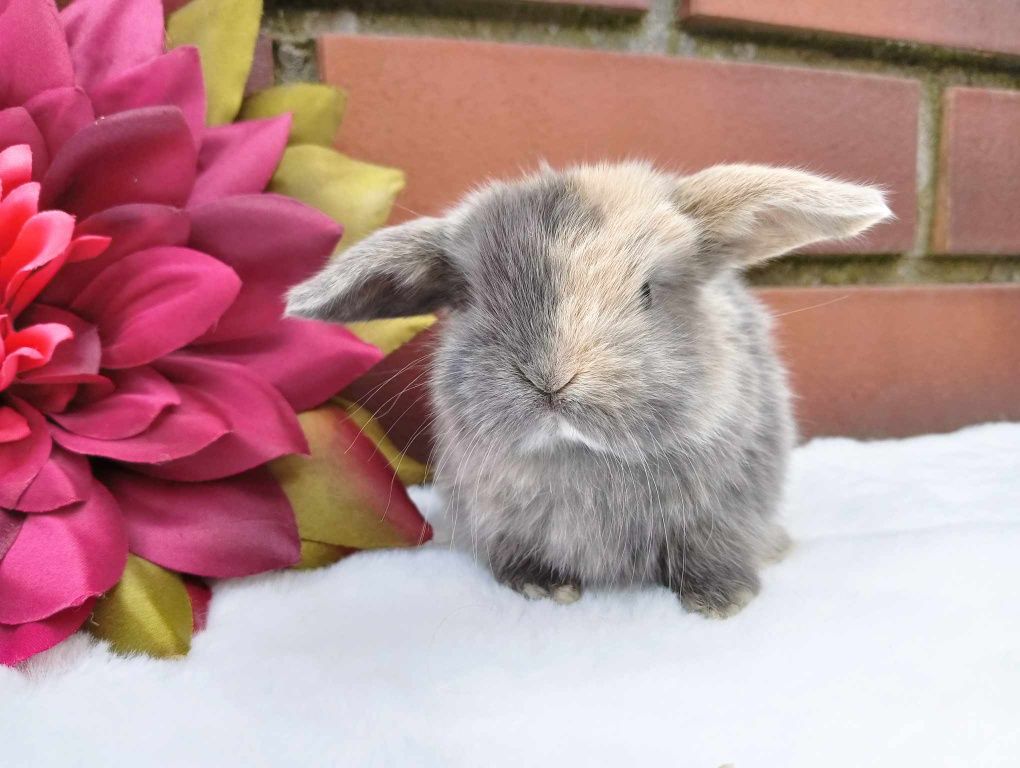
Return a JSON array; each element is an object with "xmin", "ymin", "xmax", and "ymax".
[
  {"xmin": 285, "ymin": 216, "xmax": 457, "ymax": 322},
  {"xmin": 673, "ymin": 164, "xmax": 892, "ymax": 266}
]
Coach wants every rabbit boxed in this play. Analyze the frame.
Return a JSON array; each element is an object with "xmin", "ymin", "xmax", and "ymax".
[{"xmin": 286, "ymin": 161, "xmax": 891, "ymax": 618}]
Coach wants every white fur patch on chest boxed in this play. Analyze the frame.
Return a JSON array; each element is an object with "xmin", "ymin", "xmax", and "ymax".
[{"xmin": 521, "ymin": 416, "xmax": 609, "ymax": 454}]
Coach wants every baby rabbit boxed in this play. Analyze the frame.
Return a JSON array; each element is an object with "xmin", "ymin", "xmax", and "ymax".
[{"xmin": 287, "ymin": 162, "xmax": 890, "ymax": 618}]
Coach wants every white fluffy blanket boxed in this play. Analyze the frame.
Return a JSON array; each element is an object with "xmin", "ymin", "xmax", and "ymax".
[{"xmin": 2, "ymin": 424, "xmax": 1018, "ymax": 767}]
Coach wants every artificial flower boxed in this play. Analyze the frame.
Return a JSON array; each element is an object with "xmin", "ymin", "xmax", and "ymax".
[
  {"xmin": 0, "ymin": 0, "xmax": 430, "ymax": 665},
  {"xmin": 166, "ymin": 0, "xmax": 438, "ymax": 568}
]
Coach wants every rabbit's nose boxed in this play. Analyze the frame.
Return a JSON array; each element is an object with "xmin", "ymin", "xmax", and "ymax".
[
  {"xmin": 539, "ymin": 372, "xmax": 579, "ymax": 407},
  {"xmin": 512, "ymin": 361, "xmax": 575, "ymax": 406}
]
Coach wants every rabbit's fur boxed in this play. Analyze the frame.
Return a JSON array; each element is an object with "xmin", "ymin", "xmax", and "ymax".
[{"xmin": 288, "ymin": 162, "xmax": 890, "ymax": 617}]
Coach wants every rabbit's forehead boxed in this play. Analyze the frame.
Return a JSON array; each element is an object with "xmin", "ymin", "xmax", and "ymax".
[
  {"xmin": 559, "ymin": 165, "xmax": 699, "ymax": 293},
  {"xmin": 461, "ymin": 164, "xmax": 697, "ymax": 333}
]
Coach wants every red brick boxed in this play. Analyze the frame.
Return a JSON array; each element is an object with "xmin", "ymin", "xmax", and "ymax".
[
  {"xmin": 319, "ymin": 35, "xmax": 918, "ymax": 253},
  {"xmin": 347, "ymin": 286, "xmax": 1020, "ymax": 449},
  {"xmin": 682, "ymin": 0, "xmax": 1020, "ymax": 58},
  {"xmin": 934, "ymin": 87, "xmax": 1020, "ymax": 255},
  {"xmin": 760, "ymin": 285, "xmax": 1020, "ymax": 438}
]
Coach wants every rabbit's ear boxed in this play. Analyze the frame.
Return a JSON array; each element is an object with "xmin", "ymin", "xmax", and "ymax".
[
  {"xmin": 673, "ymin": 164, "xmax": 892, "ymax": 267},
  {"xmin": 285, "ymin": 217, "xmax": 458, "ymax": 322}
]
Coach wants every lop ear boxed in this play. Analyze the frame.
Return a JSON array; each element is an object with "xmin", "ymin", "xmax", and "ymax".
[
  {"xmin": 285, "ymin": 216, "xmax": 457, "ymax": 322},
  {"xmin": 673, "ymin": 164, "xmax": 892, "ymax": 266}
]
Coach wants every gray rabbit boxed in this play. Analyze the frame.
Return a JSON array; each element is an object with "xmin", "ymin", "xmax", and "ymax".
[{"xmin": 287, "ymin": 162, "xmax": 890, "ymax": 618}]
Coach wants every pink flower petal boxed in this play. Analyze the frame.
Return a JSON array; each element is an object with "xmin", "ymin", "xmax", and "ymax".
[
  {"xmin": 61, "ymin": 0, "xmax": 165, "ymax": 91},
  {"xmin": 51, "ymin": 366, "xmax": 180, "ymax": 440},
  {"xmin": 9, "ymin": 381, "xmax": 79, "ymax": 415},
  {"xmin": 0, "ymin": 0, "xmax": 75, "ymax": 106},
  {"xmin": 0, "ymin": 600, "xmax": 94, "ymax": 667},
  {"xmin": 21, "ymin": 87, "xmax": 95, "ymax": 158},
  {"xmin": 0, "ymin": 323, "xmax": 73, "ymax": 375},
  {"xmin": 0, "ymin": 480, "xmax": 126, "ymax": 625},
  {"xmin": 15, "ymin": 305, "xmax": 100, "ymax": 384},
  {"xmin": 0, "ymin": 405, "xmax": 30, "ymax": 442},
  {"xmin": 184, "ymin": 579, "xmax": 211, "ymax": 633},
  {"xmin": 40, "ymin": 204, "xmax": 191, "ymax": 307},
  {"xmin": 0, "ymin": 142, "xmax": 32, "ymax": 191},
  {"xmin": 41, "ymin": 106, "xmax": 197, "ymax": 218},
  {"xmin": 103, "ymin": 467, "xmax": 300, "ymax": 578},
  {"xmin": 0, "ymin": 399, "xmax": 51, "ymax": 509},
  {"xmin": 0, "ymin": 210, "xmax": 75, "ymax": 318},
  {"xmin": 0, "ymin": 210, "xmax": 74, "ymax": 283},
  {"xmin": 190, "ymin": 194, "xmax": 342, "ymax": 342},
  {"xmin": 0, "ymin": 108, "xmax": 49, "ymax": 180},
  {"xmin": 0, "ymin": 509, "xmax": 22, "ymax": 561},
  {"xmin": 50, "ymin": 379, "xmax": 229, "ymax": 464},
  {"xmin": 90, "ymin": 47, "xmax": 206, "ymax": 142},
  {"xmin": 65, "ymin": 235, "xmax": 111, "ymax": 263},
  {"xmin": 71, "ymin": 246, "xmax": 241, "ymax": 369},
  {"xmin": 0, "ymin": 181, "xmax": 40, "ymax": 254},
  {"xmin": 7, "ymin": 251, "xmax": 68, "ymax": 320},
  {"xmin": 12, "ymin": 445, "xmax": 92, "ymax": 513},
  {"xmin": 188, "ymin": 116, "xmax": 291, "ymax": 206},
  {"xmin": 139, "ymin": 354, "xmax": 307, "ymax": 481},
  {"xmin": 199, "ymin": 317, "xmax": 383, "ymax": 411}
]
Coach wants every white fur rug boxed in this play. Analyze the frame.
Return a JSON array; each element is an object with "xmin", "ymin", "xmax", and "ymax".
[{"xmin": 2, "ymin": 424, "xmax": 1018, "ymax": 767}]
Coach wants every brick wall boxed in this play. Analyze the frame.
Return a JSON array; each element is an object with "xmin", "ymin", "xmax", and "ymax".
[
  {"xmin": 264, "ymin": 1, "xmax": 1020, "ymax": 436},
  {"xmin": 264, "ymin": 0, "xmax": 1020, "ymax": 287}
]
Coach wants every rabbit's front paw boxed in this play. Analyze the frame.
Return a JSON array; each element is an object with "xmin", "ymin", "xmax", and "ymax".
[
  {"xmin": 519, "ymin": 582, "xmax": 583, "ymax": 604},
  {"xmin": 493, "ymin": 557, "xmax": 583, "ymax": 605},
  {"xmin": 677, "ymin": 572, "xmax": 760, "ymax": 619}
]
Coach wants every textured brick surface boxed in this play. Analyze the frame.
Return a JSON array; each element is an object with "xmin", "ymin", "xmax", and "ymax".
[
  {"xmin": 320, "ymin": 35, "xmax": 918, "ymax": 253},
  {"xmin": 934, "ymin": 87, "xmax": 1020, "ymax": 255},
  {"xmin": 347, "ymin": 286, "xmax": 1020, "ymax": 448},
  {"xmin": 682, "ymin": 0, "xmax": 1020, "ymax": 58},
  {"xmin": 761, "ymin": 285, "xmax": 1020, "ymax": 438}
]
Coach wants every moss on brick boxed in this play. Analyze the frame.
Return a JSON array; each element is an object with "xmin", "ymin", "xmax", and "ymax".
[{"xmin": 748, "ymin": 255, "xmax": 1020, "ymax": 286}]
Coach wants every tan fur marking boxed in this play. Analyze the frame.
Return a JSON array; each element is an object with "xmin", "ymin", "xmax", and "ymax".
[{"xmin": 543, "ymin": 163, "xmax": 699, "ymax": 393}]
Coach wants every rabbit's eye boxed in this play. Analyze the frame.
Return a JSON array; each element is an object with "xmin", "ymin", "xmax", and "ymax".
[{"xmin": 639, "ymin": 281, "xmax": 652, "ymax": 310}]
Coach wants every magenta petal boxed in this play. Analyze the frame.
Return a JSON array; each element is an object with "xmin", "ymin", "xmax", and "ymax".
[
  {"xmin": 51, "ymin": 366, "xmax": 180, "ymax": 440},
  {"xmin": 188, "ymin": 116, "xmax": 291, "ymax": 206},
  {"xmin": 140, "ymin": 354, "xmax": 307, "ymax": 481},
  {"xmin": 0, "ymin": 399, "xmax": 51, "ymax": 509},
  {"xmin": 17, "ymin": 305, "xmax": 100, "ymax": 384},
  {"xmin": 0, "ymin": 0, "xmax": 75, "ymax": 106},
  {"xmin": 50, "ymin": 379, "xmax": 229, "ymax": 463},
  {"xmin": 191, "ymin": 194, "xmax": 342, "ymax": 342},
  {"xmin": 0, "ymin": 406, "xmax": 30, "ymax": 442},
  {"xmin": 185, "ymin": 579, "xmax": 211, "ymax": 632},
  {"xmin": 40, "ymin": 204, "xmax": 191, "ymax": 307},
  {"xmin": 0, "ymin": 182, "xmax": 39, "ymax": 256},
  {"xmin": 200, "ymin": 317, "xmax": 383, "ymax": 411},
  {"xmin": 0, "ymin": 509, "xmax": 22, "ymax": 561},
  {"xmin": 0, "ymin": 600, "xmax": 94, "ymax": 667},
  {"xmin": 14, "ymin": 446, "xmax": 92, "ymax": 514},
  {"xmin": 61, "ymin": 0, "xmax": 165, "ymax": 91},
  {"xmin": 90, "ymin": 47, "xmax": 206, "ymax": 142},
  {"xmin": 0, "ymin": 108, "xmax": 49, "ymax": 180},
  {"xmin": 41, "ymin": 106, "xmax": 197, "ymax": 218},
  {"xmin": 22, "ymin": 87, "xmax": 95, "ymax": 158},
  {"xmin": 0, "ymin": 481, "xmax": 126, "ymax": 624},
  {"xmin": 71, "ymin": 246, "xmax": 241, "ymax": 369},
  {"xmin": 104, "ymin": 467, "xmax": 300, "ymax": 578}
]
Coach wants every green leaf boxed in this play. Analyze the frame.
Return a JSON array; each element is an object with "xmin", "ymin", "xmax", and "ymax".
[
  {"xmin": 89, "ymin": 555, "xmax": 193, "ymax": 658},
  {"xmin": 167, "ymin": 0, "xmax": 263, "ymax": 125}
]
